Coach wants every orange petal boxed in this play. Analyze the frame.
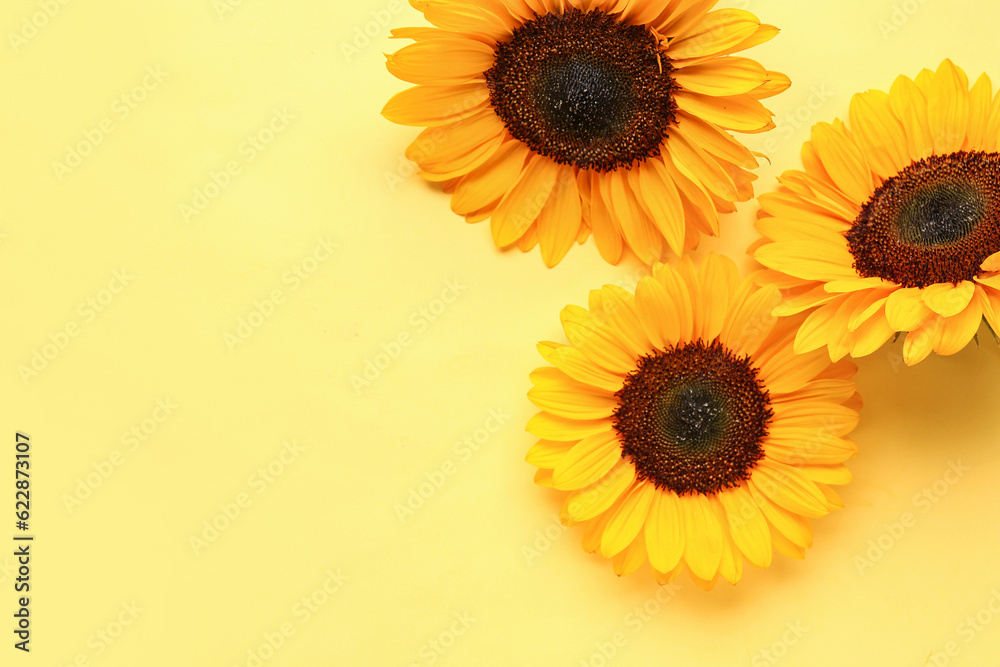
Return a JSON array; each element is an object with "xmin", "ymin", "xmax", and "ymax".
[
  {"xmin": 536, "ymin": 167, "xmax": 583, "ymax": 267},
  {"xmin": 491, "ymin": 154, "xmax": 558, "ymax": 246},
  {"xmin": 451, "ymin": 140, "xmax": 529, "ymax": 215},
  {"xmin": 386, "ymin": 38, "xmax": 495, "ymax": 85}
]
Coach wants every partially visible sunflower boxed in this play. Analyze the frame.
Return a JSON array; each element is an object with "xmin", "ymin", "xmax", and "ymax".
[
  {"xmin": 525, "ymin": 255, "xmax": 861, "ymax": 589},
  {"xmin": 751, "ymin": 60, "xmax": 1000, "ymax": 365},
  {"xmin": 383, "ymin": 0, "xmax": 788, "ymax": 266}
]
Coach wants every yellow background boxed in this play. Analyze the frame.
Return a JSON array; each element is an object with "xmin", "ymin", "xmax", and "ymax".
[{"xmin": 2, "ymin": 0, "xmax": 1000, "ymax": 665}]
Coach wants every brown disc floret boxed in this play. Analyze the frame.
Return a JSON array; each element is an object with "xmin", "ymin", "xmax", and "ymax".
[
  {"xmin": 613, "ymin": 340, "xmax": 772, "ymax": 496},
  {"xmin": 847, "ymin": 151, "xmax": 1000, "ymax": 288},
  {"xmin": 484, "ymin": 8, "xmax": 678, "ymax": 172}
]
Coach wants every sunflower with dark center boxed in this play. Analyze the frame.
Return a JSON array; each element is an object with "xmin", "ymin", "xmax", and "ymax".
[
  {"xmin": 383, "ymin": 0, "xmax": 788, "ymax": 266},
  {"xmin": 526, "ymin": 255, "xmax": 862, "ymax": 589},
  {"xmin": 752, "ymin": 60, "xmax": 1000, "ymax": 365}
]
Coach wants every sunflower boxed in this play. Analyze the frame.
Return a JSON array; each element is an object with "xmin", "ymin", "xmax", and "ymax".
[
  {"xmin": 525, "ymin": 254, "xmax": 861, "ymax": 589},
  {"xmin": 383, "ymin": 0, "xmax": 788, "ymax": 266},
  {"xmin": 751, "ymin": 60, "xmax": 1000, "ymax": 365}
]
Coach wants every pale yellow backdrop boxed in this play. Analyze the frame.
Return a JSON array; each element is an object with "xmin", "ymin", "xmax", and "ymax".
[{"xmin": 2, "ymin": 0, "xmax": 999, "ymax": 665}]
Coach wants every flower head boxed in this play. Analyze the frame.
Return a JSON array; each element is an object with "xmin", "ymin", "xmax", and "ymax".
[
  {"xmin": 752, "ymin": 60, "xmax": 1000, "ymax": 364},
  {"xmin": 526, "ymin": 255, "xmax": 861, "ymax": 588},
  {"xmin": 384, "ymin": 0, "xmax": 788, "ymax": 266}
]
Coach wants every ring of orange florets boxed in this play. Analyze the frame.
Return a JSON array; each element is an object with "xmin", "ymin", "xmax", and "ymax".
[
  {"xmin": 612, "ymin": 340, "xmax": 772, "ymax": 496},
  {"xmin": 484, "ymin": 8, "xmax": 678, "ymax": 172}
]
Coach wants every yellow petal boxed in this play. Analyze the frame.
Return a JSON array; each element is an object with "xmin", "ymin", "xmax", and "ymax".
[
  {"xmin": 604, "ymin": 169, "xmax": 662, "ymax": 265},
  {"xmin": 902, "ymin": 318, "xmax": 942, "ymax": 365},
  {"xmin": 560, "ymin": 304, "xmax": 637, "ymax": 374},
  {"xmin": 525, "ymin": 439, "xmax": 575, "ymax": 468},
  {"xmin": 601, "ymin": 483, "xmax": 657, "ymax": 557},
  {"xmin": 749, "ymin": 482, "xmax": 813, "ymax": 548},
  {"xmin": 675, "ymin": 112, "xmax": 758, "ymax": 168},
  {"xmin": 634, "ymin": 275, "xmax": 682, "ymax": 349},
  {"xmin": 644, "ymin": 488, "xmax": 685, "ymax": 573},
  {"xmin": 751, "ymin": 461, "xmax": 829, "ymax": 518},
  {"xmin": 528, "ymin": 368, "xmax": 617, "ymax": 420},
  {"xmin": 386, "ymin": 38, "xmax": 495, "ymax": 85},
  {"xmin": 533, "ymin": 467, "xmax": 554, "ymax": 487},
  {"xmin": 921, "ymin": 281, "xmax": 975, "ymax": 317},
  {"xmin": 537, "ymin": 167, "xmax": 583, "ymax": 267},
  {"xmin": 564, "ymin": 459, "xmax": 637, "ymax": 521},
  {"xmin": 810, "ymin": 122, "xmax": 874, "ymax": 203},
  {"xmin": 980, "ymin": 250, "xmax": 1000, "ymax": 272},
  {"xmin": 754, "ymin": 239, "xmax": 858, "ymax": 282},
  {"xmin": 768, "ymin": 522, "xmax": 806, "ymax": 559},
  {"xmin": 884, "ymin": 287, "xmax": 933, "ymax": 330},
  {"xmin": 717, "ymin": 484, "xmax": 772, "ymax": 568},
  {"xmin": 673, "ymin": 90, "xmax": 772, "ymax": 131},
  {"xmin": 679, "ymin": 493, "xmax": 725, "ymax": 581},
  {"xmin": 407, "ymin": 109, "xmax": 506, "ymax": 173},
  {"xmin": 668, "ymin": 9, "xmax": 760, "ymax": 60},
  {"xmin": 686, "ymin": 567, "xmax": 721, "ymax": 591},
  {"xmin": 673, "ymin": 56, "xmax": 767, "ymax": 96},
  {"xmin": 712, "ymin": 497, "xmax": 743, "ymax": 585},
  {"xmin": 654, "ymin": 260, "xmax": 695, "ymax": 342},
  {"xmin": 416, "ymin": 1, "xmax": 516, "ymax": 41},
  {"xmin": 966, "ymin": 73, "xmax": 993, "ymax": 150},
  {"xmin": 889, "ymin": 75, "xmax": 933, "ymax": 162},
  {"xmin": 928, "ymin": 59, "xmax": 970, "ymax": 154},
  {"xmin": 758, "ymin": 345, "xmax": 832, "ymax": 395},
  {"xmin": 794, "ymin": 303, "xmax": 837, "ymax": 353},
  {"xmin": 848, "ymin": 88, "xmax": 909, "ymax": 180},
  {"xmin": 382, "ymin": 82, "xmax": 490, "ymax": 127},
  {"xmin": 719, "ymin": 281, "xmax": 781, "ymax": 357},
  {"xmin": 846, "ymin": 291, "xmax": 890, "ymax": 332},
  {"xmin": 633, "ymin": 158, "xmax": 685, "ymax": 256},
  {"xmin": 701, "ymin": 23, "xmax": 780, "ymax": 61},
  {"xmin": 552, "ymin": 430, "xmax": 622, "ymax": 490},
  {"xmin": 660, "ymin": 153, "xmax": 720, "ymax": 235},
  {"xmin": 581, "ymin": 492, "xmax": 624, "ymax": 553},
  {"xmin": 794, "ymin": 463, "xmax": 852, "ymax": 486},
  {"xmin": 612, "ymin": 531, "xmax": 648, "ymax": 576},
  {"xmin": 848, "ymin": 313, "xmax": 896, "ymax": 357},
  {"xmin": 525, "ymin": 411, "xmax": 612, "ymax": 441},
  {"xmin": 539, "ymin": 343, "xmax": 624, "ymax": 393},
  {"xmin": 764, "ymin": 433, "xmax": 857, "ymax": 466},
  {"xmin": 696, "ymin": 252, "xmax": 740, "ymax": 340},
  {"xmin": 771, "ymin": 401, "xmax": 859, "ymax": 437},
  {"xmin": 586, "ymin": 171, "xmax": 625, "ymax": 264},
  {"xmin": 451, "ymin": 140, "xmax": 529, "ymax": 215},
  {"xmin": 771, "ymin": 378, "xmax": 858, "ymax": 405},
  {"xmin": 665, "ymin": 127, "xmax": 738, "ymax": 200},
  {"xmin": 934, "ymin": 297, "xmax": 982, "ymax": 356},
  {"xmin": 491, "ymin": 153, "xmax": 559, "ymax": 246},
  {"xmin": 749, "ymin": 69, "xmax": 791, "ymax": 100},
  {"xmin": 598, "ymin": 285, "xmax": 652, "ymax": 358}
]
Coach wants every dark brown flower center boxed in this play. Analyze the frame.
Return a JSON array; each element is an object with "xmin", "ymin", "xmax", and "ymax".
[
  {"xmin": 847, "ymin": 151, "xmax": 1000, "ymax": 288},
  {"xmin": 484, "ymin": 8, "xmax": 677, "ymax": 172},
  {"xmin": 612, "ymin": 340, "xmax": 771, "ymax": 496}
]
